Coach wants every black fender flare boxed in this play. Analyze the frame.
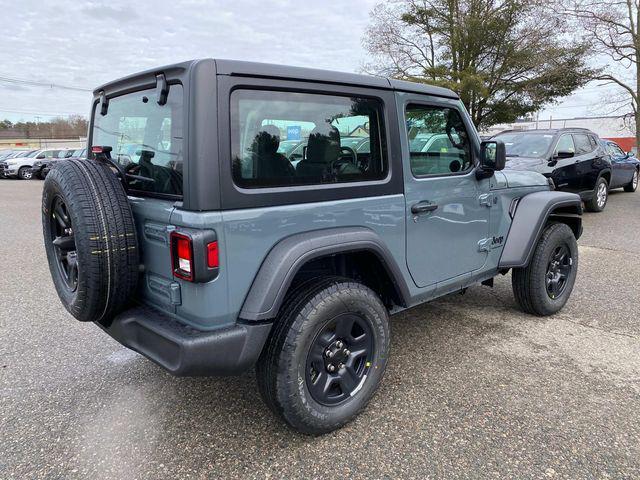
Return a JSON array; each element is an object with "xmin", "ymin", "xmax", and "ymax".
[
  {"xmin": 598, "ymin": 167, "xmax": 612, "ymax": 184},
  {"xmin": 239, "ymin": 227, "xmax": 411, "ymax": 321},
  {"xmin": 498, "ymin": 191, "xmax": 582, "ymax": 269}
]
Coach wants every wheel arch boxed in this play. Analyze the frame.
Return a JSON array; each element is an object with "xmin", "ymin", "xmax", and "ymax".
[
  {"xmin": 599, "ymin": 168, "xmax": 612, "ymax": 185},
  {"xmin": 498, "ymin": 191, "xmax": 582, "ymax": 269},
  {"xmin": 238, "ymin": 227, "xmax": 411, "ymax": 322}
]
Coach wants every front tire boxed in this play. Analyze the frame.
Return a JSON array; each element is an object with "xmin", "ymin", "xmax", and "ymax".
[
  {"xmin": 18, "ymin": 166, "xmax": 33, "ymax": 180},
  {"xmin": 256, "ymin": 277, "xmax": 390, "ymax": 435},
  {"xmin": 512, "ymin": 223, "xmax": 578, "ymax": 316},
  {"xmin": 585, "ymin": 176, "xmax": 608, "ymax": 212},
  {"xmin": 624, "ymin": 169, "xmax": 638, "ymax": 192}
]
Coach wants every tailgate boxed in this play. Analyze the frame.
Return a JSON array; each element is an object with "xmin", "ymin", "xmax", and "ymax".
[{"xmin": 129, "ymin": 197, "xmax": 179, "ymax": 313}]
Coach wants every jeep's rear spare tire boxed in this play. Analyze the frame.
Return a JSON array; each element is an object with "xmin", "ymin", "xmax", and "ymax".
[{"xmin": 42, "ymin": 159, "xmax": 139, "ymax": 323}]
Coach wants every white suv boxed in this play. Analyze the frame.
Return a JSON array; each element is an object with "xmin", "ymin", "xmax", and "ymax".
[{"xmin": 0, "ymin": 149, "xmax": 65, "ymax": 179}]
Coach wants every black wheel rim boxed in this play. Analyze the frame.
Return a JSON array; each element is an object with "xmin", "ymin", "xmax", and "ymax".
[
  {"xmin": 49, "ymin": 195, "xmax": 78, "ymax": 292},
  {"xmin": 305, "ymin": 313, "xmax": 374, "ymax": 406},
  {"xmin": 545, "ymin": 244, "xmax": 572, "ymax": 299}
]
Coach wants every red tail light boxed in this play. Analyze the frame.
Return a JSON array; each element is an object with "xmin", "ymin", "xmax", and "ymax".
[
  {"xmin": 207, "ymin": 241, "xmax": 219, "ymax": 268},
  {"xmin": 170, "ymin": 231, "xmax": 194, "ymax": 281}
]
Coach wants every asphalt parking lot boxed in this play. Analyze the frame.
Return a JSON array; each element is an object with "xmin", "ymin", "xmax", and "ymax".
[{"xmin": 1, "ymin": 179, "xmax": 639, "ymax": 479}]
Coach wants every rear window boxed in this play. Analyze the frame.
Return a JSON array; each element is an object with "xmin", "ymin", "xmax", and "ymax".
[
  {"xmin": 92, "ymin": 85, "xmax": 184, "ymax": 197},
  {"xmin": 230, "ymin": 89, "xmax": 388, "ymax": 188}
]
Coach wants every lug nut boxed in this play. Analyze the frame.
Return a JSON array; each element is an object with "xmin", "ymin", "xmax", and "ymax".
[
  {"xmin": 339, "ymin": 363, "xmax": 345, "ymax": 369},
  {"xmin": 328, "ymin": 364, "xmax": 336, "ymax": 372},
  {"xmin": 326, "ymin": 350, "xmax": 333, "ymax": 357},
  {"xmin": 336, "ymin": 340, "xmax": 343, "ymax": 349},
  {"xmin": 344, "ymin": 349, "xmax": 350, "ymax": 356}
]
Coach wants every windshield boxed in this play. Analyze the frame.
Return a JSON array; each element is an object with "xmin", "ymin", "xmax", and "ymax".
[
  {"xmin": 92, "ymin": 85, "xmax": 184, "ymax": 197},
  {"xmin": 495, "ymin": 132, "xmax": 554, "ymax": 158}
]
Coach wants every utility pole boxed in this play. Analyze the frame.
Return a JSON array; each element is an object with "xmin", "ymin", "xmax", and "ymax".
[{"xmin": 35, "ymin": 116, "xmax": 41, "ymax": 147}]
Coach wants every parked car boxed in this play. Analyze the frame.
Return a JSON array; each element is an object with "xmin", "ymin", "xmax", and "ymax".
[
  {"xmin": 602, "ymin": 140, "xmax": 639, "ymax": 192},
  {"xmin": 0, "ymin": 149, "xmax": 19, "ymax": 160},
  {"xmin": 42, "ymin": 59, "xmax": 583, "ymax": 435},
  {"xmin": 32, "ymin": 148, "xmax": 86, "ymax": 179},
  {"xmin": 0, "ymin": 149, "xmax": 53, "ymax": 179},
  {"xmin": 0, "ymin": 150, "xmax": 36, "ymax": 177},
  {"xmin": 493, "ymin": 128, "xmax": 613, "ymax": 212}
]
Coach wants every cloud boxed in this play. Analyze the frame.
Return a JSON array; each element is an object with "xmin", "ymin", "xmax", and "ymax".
[
  {"xmin": 0, "ymin": 0, "xmax": 379, "ymax": 121},
  {"xmin": 80, "ymin": 3, "xmax": 139, "ymax": 22}
]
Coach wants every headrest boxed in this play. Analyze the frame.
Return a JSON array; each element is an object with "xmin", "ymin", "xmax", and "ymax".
[
  {"xmin": 252, "ymin": 124, "xmax": 281, "ymax": 155},
  {"xmin": 306, "ymin": 124, "xmax": 340, "ymax": 164}
]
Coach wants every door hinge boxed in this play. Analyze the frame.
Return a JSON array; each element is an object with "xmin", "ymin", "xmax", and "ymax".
[
  {"xmin": 479, "ymin": 193, "xmax": 495, "ymax": 207},
  {"xmin": 478, "ymin": 238, "xmax": 492, "ymax": 252}
]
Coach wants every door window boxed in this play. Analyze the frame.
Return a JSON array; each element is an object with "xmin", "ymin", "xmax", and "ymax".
[
  {"xmin": 573, "ymin": 134, "xmax": 593, "ymax": 155},
  {"xmin": 405, "ymin": 105, "xmax": 472, "ymax": 176},
  {"xmin": 554, "ymin": 134, "xmax": 575, "ymax": 155},
  {"xmin": 608, "ymin": 143, "xmax": 625, "ymax": 156}
]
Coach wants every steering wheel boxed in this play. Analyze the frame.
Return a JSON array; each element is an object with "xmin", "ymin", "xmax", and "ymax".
[{"xmin": 340, "ymin": 146, "xmax": 357, "ymax": 163}]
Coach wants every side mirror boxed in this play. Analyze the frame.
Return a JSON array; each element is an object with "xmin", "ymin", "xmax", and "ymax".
[
  {"xmin": 37, "ymin": 154, "xmax": 45, "ymax": 159},
  {"xmin": 627, "ymin": 151, "xmax": 633, "ymax": 158},
  {"xmin": 555, "ymin": 150, "xmax": 574, "ymax": 159},
  {"xmin": 477, "ymin": 140, "xmax": 506, "ymax": 179}
]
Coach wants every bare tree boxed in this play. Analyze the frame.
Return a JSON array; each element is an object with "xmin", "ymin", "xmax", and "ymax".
[
  {"xmin": 570, "ymin": 0, "xmax": 639, "ymax": 146},
  {"xmin": 363, "ymin": 0, "xmax": 594, "ymax": 129}
]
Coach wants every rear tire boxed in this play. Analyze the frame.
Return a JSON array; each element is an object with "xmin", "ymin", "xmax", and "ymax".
[
  {"xmin": 585, "ymin": 177, "xmax": 608, "ymax": 212},
  {"xmin": 18, "ymin": 166, "xmax": 33, "ymax": 180},
  {"xmin": 512, "ymin": 223, "xmax": 578, "ymax": 316},
  {"xmin": 256, "ymin": 277, "xmax": 390, "ymax": 435},
  {"xmin": 624, "ymin": 169, "xmax": 638, "ymax": 192},
  {"xmin": 42, "ymin": 159, "xmax": 139, "ymax": 323}
]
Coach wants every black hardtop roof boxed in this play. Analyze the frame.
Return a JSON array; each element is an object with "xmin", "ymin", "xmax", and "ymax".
[
  {"xmin": 94, "ymin": 58, "xmax": 459, "ymax": 100},
  {"xmin": 496, "ymin": 127, "xmax": 597, "ymax": 136}
]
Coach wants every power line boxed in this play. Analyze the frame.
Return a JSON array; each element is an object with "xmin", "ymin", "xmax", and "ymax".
[
  {"xmin": 0, "ymin": 107, "xmax": 87, "ymax": 117},
  {"xmin": 0, "ymin": 74, "xmax": 92, "ymax": 92}
]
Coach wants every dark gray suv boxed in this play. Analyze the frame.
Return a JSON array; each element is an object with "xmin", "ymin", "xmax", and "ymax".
[{"xmin": 42, "ymin": 59, "xmax": 583, "ymax": 434}]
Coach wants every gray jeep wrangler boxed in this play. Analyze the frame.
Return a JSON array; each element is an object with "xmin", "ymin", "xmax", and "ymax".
[{"xmin": 42, "ymin": 59, "xmax": 582, "ymax": 435}]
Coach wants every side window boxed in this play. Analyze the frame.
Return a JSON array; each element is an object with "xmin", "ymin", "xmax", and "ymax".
[
  {"xmin": 554, "ymin": 134, "xmax": 575, "ymax": 155},
  {"xmin": 610, "ymin": 144, "xmax": 625, "ymax": 156},
  {"xmin": 231, "ymin": 90, "xmax": 387, "ymax": 188},
  {"xmin": 573, "ymin": 134, "xmax": 593, "ymax": 155},
  {"xmin": 405, "ymin": 104, "xmax": 472, "ymax": 176},
  {"xmin": 588, "ymin": 135, "xmax": 598, "ymax": 149}
]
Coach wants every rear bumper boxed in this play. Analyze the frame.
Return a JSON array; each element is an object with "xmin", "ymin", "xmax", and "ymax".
[{"xmin": 100, "ymin": 305, "xmax": 272, "ymax": 376}]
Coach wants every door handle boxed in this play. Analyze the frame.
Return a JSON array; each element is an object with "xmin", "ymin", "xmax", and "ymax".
[{"xmin": 411, "ymin": 201, "xmax": 438, "ymax": 214}]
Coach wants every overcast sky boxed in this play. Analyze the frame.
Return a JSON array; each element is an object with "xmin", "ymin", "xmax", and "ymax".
[{"xmin": 0, "ymin": 0, "xmax": 627, "ymax": 124}]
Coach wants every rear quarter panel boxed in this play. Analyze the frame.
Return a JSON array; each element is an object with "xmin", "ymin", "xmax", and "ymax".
[{"xmin": 169, "ymin": 195, "xmax": 407, "ymax": 330}]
